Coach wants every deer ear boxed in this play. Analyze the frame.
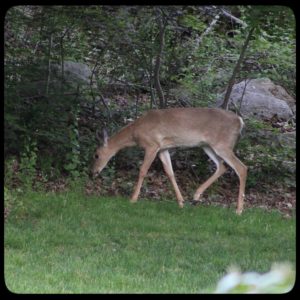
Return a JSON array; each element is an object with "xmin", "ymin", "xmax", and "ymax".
[
  {"xmin": 103, "ymin": 129, "xmax": 108, "ymax": 147},
  {"xmin": 95, "ymin": 129, "xmax": 109, "ymax": 147},
  {"xmin": 96, "ymin": 129, "xmax": 102, "ymax": 145}
]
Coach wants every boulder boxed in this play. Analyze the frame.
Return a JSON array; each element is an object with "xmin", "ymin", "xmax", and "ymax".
[
  {"xmin": 52, "ymin": 61, "xmax": 92, "ymax": 84},
  {"xmin": 216, "ymin": 78, "xmax": 295, "ymax": 120}
]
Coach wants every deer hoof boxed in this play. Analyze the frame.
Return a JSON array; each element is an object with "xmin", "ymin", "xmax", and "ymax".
[
  {"xmin": 178, "ymin": 202, "xmax": 184, "ymax": 208},
  {"xmin": 130, "ymin": 198, "xmax": 138, "ymax": 203},
  {"xmin": 236, "ymin": 208, "xmax": 243, "ymax": 215},
  {"xmin": 189, "ymin": 200, "xmax": 200, "ymax": 206}
]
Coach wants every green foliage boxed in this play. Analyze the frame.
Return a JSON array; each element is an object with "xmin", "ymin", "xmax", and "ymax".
[
  {"xmin": 179, "ymin": 14, "xmax": 206, "ymax": 32},
  {"xmin": 4, "ymin": 186, "xmax": 26, "ymax": 221},
  {"xmin": 4, "ymin": 186, "xmax": 15, "ymax": 208},
  {"xmin": 4, "ymin": 187, "xmax": 16, "ymax": 220},
  {"xmin": 242, "ymin": 6, "xmax": 295, "ymax": 95},
  {"xmin": 102, "ymin": 162, "xmax": 117, "ymax": 182},
  {"xmin": 4, "ymin": 5, "xmax": 295, "ymax": 187},
  {"xmin": 237, "ymin": 118, "xmax": 295, "ymax": 189},
  {"xmin": 4, "ymin": 158, "xmax": 16, "ymax": 188},
  {"xmin": 64, "ymin": 105, "xmax": 81, "ymax": 179},
  {"xmin": 19, "ymin": 137, "xmax": 38, "ymax": 189}
]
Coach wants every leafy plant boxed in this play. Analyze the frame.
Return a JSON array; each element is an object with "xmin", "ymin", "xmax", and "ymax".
[
  {"xmin": 18, "ymin": 136, "xmax": 38, "ymax": 189},
  {"xmin": 237, "ymin": 118, "xmax": 295, "ymax": 189},
  {"xmin": 64, "ymin": 105, "xmax": 81, "ymax": 179},
  {"xmin": 4, "ymin": 187, "xmax": 15, "ymax": 221}
]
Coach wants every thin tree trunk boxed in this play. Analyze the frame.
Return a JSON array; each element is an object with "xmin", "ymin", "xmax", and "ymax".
[
  {"xmin": 221, "ymin": 26, "xmax": 255, "ymax": 110},
  {"xmin": 150, "ymin": 79, "xmax": 156, "ymax": 109},
  {"xmin": 135, "ymin": 90, "xmax": 140, "ymax": 119},
  {"xmin": 90, "ymin": 60, "xmax": 112, "ymax": 120},
  {"xmin": 154, "ymin": 10, "xmax": 166, "ymax": 109},
  {"xmin": 45, "ymin": 33, "xmax": 53, "ymax": 96},
  {"xmin": 60, "ymin": 36, "xmax": 65, "ymax": 93},
  {"xmin": 147, "ymin": 61, "xmax": 156, "ymax": 109}
]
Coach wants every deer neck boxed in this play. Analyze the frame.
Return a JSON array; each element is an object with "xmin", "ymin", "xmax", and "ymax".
[{"xmin": 107, "ymin": 124, "xmax": 136, "ymax": 154}]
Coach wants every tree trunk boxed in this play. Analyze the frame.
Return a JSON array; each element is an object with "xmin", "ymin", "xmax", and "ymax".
[
  {"xmin": 154, "ymin": 9, "xmax": 167, "ymax": 109},
  {"xmin": 221, "ymin": 26, "xmax": 255, "ymax": 110},
  {"xmin": 60, "ymin": 36, "xmax": 65, "ymax": 93},
  {"xmin": 45, "ymin": 33, "xmax": 53, "ymax": 96}
]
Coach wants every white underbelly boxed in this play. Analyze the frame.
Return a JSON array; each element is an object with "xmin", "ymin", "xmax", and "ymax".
[{"xmin": 159, "ymin": 137, "xmax": 206, "ymax": 150}]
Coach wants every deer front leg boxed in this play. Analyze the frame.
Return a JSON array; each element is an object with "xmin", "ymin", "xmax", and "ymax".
[
  {"xmin": 130, "ymin": 147, "xmax": 159, "ymax": 203},
  {"xmin": 213, "ymin": 147, "xmax": 247, "ymax": 215}
]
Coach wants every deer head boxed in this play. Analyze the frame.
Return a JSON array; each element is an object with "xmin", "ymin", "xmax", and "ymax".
[{"xmin": 91, "ymin": 129, "xmax": 113, "ymax": 177}]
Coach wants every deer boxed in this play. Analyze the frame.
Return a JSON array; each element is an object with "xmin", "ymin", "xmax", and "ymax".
[{"xmin": 91, "ymin": 107, "xmax": 247, "ymax": 214}]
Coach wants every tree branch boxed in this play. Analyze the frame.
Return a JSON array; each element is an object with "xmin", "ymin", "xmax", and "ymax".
[
  {"xmin": 195, "ymin": 13, "xmax": 220, "ymax": 49},
  {"xmin": 221, "ymin": 26, "xmax": 255, "ymax": 110},
  {"xmin": 154, "ymin": 8, "xmax": 167, "ymax": 109},
  {"xmin": 45, "ymin": 33, "xmax": 53, "ymax": 96},
  {"xmin": 218, "ymin": 7, "xmax": 248, "ymax": 27}
]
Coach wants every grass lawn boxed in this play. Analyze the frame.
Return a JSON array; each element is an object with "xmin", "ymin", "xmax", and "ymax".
[{"xmin": 4, "ymin": 190, "xmax": 295, "ymax": 293}]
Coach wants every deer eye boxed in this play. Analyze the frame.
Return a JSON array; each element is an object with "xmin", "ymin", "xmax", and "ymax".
[{"xmin": 95, "ymin": 154, "xmax": 99, "ymax": 159}]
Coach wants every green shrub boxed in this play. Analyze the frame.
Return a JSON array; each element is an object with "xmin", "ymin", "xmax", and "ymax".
[
  {"xmin": 4, "ymin": 187, "xmax": 15, "ymax": 220},
  {"xmin": 18, "ymin": 137, "xmax": 38, "ymax": 189},
  {"xmin": 237, "ymin": 118, "xmax": 295, "ymax": 189}
]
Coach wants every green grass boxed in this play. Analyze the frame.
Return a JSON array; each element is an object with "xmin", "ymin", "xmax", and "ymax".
[{"xmin": 5, "ymin": 190, "xmax": 295, "ymax": 293}]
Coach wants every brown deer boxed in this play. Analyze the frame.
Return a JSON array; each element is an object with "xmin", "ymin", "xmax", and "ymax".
[{"xmin": 91, "ymin": 108, "xmax": 247, "ymax": 214}]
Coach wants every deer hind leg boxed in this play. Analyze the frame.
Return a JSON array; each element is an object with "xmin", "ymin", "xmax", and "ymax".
[
  {"xmin": 213, "ymin": 147, "xmax": 247, "ymax": 215},
  {"xmin": 158, "ymin": 150, "xmax": 184, "ymax": 208},
  {"xmin": 130, "ymin": 147, "xmax": 159, "ymax": 203},
  {"xmin": 193, "ymin": 146, "xmax": 227, "ymax": 202}
]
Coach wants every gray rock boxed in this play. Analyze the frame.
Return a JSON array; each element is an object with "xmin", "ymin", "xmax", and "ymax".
[
  {"xmin": 53, "ymin": 61, "xmax": 92, "ymax": 84},
  {"xmin": 216, "ymin": 78, "xmax": 295, "ymax": 120}
]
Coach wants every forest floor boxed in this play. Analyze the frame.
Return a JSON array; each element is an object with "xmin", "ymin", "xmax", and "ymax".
[{"xmin": 40, "ymin": 167, "xmax": 296, "ymax": 219}]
